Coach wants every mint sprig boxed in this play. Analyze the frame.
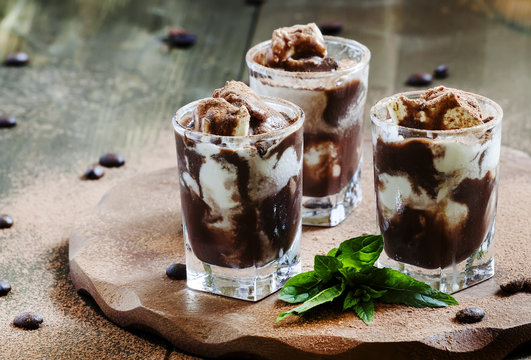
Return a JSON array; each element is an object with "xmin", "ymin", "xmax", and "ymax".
[{"xmin": 277, "ymin": 235, "xmax": 458, "ymax": 323}]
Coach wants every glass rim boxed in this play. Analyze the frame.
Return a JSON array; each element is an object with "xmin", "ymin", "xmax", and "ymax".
[
  {"xmin": 245, "ymin": 35, "xmax": 371, "ymax": 79},
  {"xmin": 172, "ymin": 95, "xmax": 305, "ymax": 141},
  {"xmin": 370, "ymin": 89, "xmax": 503, "ymax": 136}
]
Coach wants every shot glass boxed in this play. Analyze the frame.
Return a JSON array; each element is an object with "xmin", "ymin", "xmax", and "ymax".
[
  {"xmin": 173, "ymin": 96, "xmax": 304, "ymax": 301},
  {"xmin": 246, "ymin": 37, "xmax": 371, "ymax": 227},
  {"xmin": 370, "ymin": 90, "xmax": 503, "ymax": 293}
]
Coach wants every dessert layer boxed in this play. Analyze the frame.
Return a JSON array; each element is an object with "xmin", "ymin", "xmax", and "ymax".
[
  {"xmin": 250, "ymin": 77, "xmax": 364, "ymax": 197},
  {"xmin": 373, "ymin": 88, "xmax": 501, "ymax": 269},
  {"xmin": 186, "ymin": 81, "xmax": 291, "ymax": 136},
  {"xmin": 176, "ymin": 129, "xmax": 303, "ymax": 268},
  {"xmin": 264, "ymin": 23, "xmax": 338, "ymax": 72},
  {"xmin": 385, "ymin": 87, "xmax": 491, "ymax": 130},
  {"xmin": 374, "ymin": 137, "xmax": 499, "ymax": 269}
]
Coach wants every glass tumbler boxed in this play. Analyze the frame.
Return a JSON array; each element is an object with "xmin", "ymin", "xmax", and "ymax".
[
  {"xmin": 246, "ymin": 36, "xmax": 371, "ymax": 227},
  {"xmin": 370, "ymin": 90, "xmax": 503, "ymax": 293},
  {"xmin": 173, "ymin": 96, "xmax": 304, "ymax": 301}
]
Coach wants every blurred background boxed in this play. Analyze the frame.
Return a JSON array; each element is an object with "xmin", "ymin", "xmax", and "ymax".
[{"xmin": 1, "ymin": 0, "xmax": 530, "ymax": 201}]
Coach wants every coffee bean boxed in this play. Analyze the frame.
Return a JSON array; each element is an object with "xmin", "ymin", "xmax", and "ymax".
[
  {"xmin": 4, "ymin": 52, "xmax": 30, "ymax": 67},
  {"xmin": 455, "ymin": 307, "xmax": 485, "ymax": 323},
  {"xmin": 13, "ymin": 312, "xmax": 43, "ymax": 330},
  {"xmin": 166, "ymin": 263, "xmax": 186, "ymax": 280},
  {"xmin": 0, "ymin": 115, "xmax": 16, "ymax": 128},
  {"xmin": 500, "ymin": 275, "xmax": 525, "ymax": 294},
  {"xmin": 0, "ymin": 280, "xmax": 11, "ymax": 296},
  {"xmin": 245, "ymin": 0, "xmax": 266, "ymax": 6},
  {"xmin": 319, "ymin": 22, "xmax": 343, "ymax": 35},
  {"xmin": 434, "ymin": 64, "xmax": 449, "ymax": 79},
  {"xmin": 167, "ymin": 29, "xmax": 196, "ymax": 48},
  {"xmin": 99, "ymin": 153, "xmax": 125, "ymax": 168},
  {"xmin": 83, "ymin": 165, "xmax": 104, "ymax": 180},
  {"xmin": 523, "ymin": 278, "xmax": 531, "ymax": 293},
  {"xmin": 0, "ymin": 214, "xmax": 14, "ymax": 229},
  {"xmin": 406, "ymin": 73, "xmax": 433, "ymax": 86}
]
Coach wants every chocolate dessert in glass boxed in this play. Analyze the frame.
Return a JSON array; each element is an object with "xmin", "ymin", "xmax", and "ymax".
[
  {"xmin": 246, "ymin": 23, "xmax": 371, "ymax": 227},
  {"xmin": 371, "ymin": 87, "xmax": 503, "ymax": 292},
  {"xmin": 172, "ymin": 81, "xmax": 304, "ymax": 301}
]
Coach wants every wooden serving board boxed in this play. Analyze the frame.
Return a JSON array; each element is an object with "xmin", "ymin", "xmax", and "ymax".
[{"xmin": 69, "ymin": 141, "xmax": 531, "ymax": 359}]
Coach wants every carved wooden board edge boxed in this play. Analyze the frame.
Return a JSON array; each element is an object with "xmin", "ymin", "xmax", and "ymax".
[{"xmin": 69, "ymin": 145, "xmax": 531, "ymax": 360}]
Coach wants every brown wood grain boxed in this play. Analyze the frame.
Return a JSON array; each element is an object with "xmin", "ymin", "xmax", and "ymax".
[{"xmin": 69, "ymin": 141, "xmax": 531, "ymax": 360}]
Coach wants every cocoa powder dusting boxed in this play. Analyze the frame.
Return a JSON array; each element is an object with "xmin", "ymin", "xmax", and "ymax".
[{"xmin": 0, "ymin": 132, "xmax": 199, "ymax": 359}]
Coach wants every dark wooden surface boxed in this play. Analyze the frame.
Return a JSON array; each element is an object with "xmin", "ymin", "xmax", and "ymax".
[{"xmin": 1, "ymin": 0, "xmax": 530, "ymax": 359}]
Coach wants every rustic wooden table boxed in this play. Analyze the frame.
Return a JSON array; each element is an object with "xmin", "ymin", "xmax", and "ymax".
[{"xmin": 1, "ymin": 0, "xmax": 530, "ymax": 359}]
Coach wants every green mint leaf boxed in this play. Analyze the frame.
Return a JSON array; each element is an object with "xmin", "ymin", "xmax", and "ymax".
[
  {"xmin": 353, "ymin": 300, "xmax": 374, "ymax": 324},
  {"xmin": 360, "ymin": 284, "xmax": 387, "ymax": 299},
  {"xmin": 278, "ymin": 271, "xmax": 321, "ymax": 304},
  {"xmin": 338, "ymin": 266, "xmax": 357, "ymax": 283},
  {"xmin": 335, "ymin": 235, "xmax": 384, "ymax": 270},
  {"xmin": 278, "ymin": 284, "xmax": 322, "ymax": 304},
  {"xmin": 327, "ymin": 248, "xmax": 339, "ymax": 257},
  {"xmin": 276, "ymin": 280, "xmax": 345, "ymax": 322},
  {"xmin": 277, "ymin": 234, "xmax": 458, "ymax": 324},
  {"xmin": 342, "ymin": 289, "xmax": 361, "ymax": 310},
  {"xmin": 350, "ymin": 267, "xmax": 458, "ymax": 307},
  {"xmin": 314, "ymin": 255, "xmax": 342, "ymax": 282}
]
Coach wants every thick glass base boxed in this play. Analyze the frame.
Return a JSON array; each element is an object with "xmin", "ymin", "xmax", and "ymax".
[
  {"xmin": 302, "ymin": 165, "xmax": 361, "ymax": 227},
  {"xmin": 184, "ymin": 227, "xmax": 301, "ymax": 301},
  {"xmin": 378, "ymin": 220, "xmax": 496, "ymax": 293}
]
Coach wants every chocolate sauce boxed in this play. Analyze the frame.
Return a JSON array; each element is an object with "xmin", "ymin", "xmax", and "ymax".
[
  {"xmin": 301, "ymin": 80, "xmax": 363, "ymax": 197},
  {"xmin": 280, "ymin": 57, "xmax": 338, "ymax": 72},
  {"xmin": 374, "ymin": 138, "xmax": 497, "ymax": 269},
  {"xmin": 303, "ymin": 122, "xmax": 361, "ymax": 197},
  {"xmin": 322, "ymin": 80, "xmax": 361, "ymax": 127},
  {"xmin": 375, "ymin": 138, "xmax": 440, "ymax": 198},
  {"xmin": 259, "ymin": 176, "xmax": 301, "ymax": 256},
  {"xmin": 175, "ymin": 129, "xmax": 302, "ymax": 268}
]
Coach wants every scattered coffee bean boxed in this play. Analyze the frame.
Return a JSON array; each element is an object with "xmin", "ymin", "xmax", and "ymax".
[
  {"xmin": 167, "ymin": 28, "xmax": 196, "ymax": 48},
  {"xmin": 245, "ymin": 0, "xmax": 266, "ymax": 6},
  {"xmin": 99, "ymin": 153, "xmax": 125, "ymax": 168},
  {"xmin": 406, "ymin": 73, "xmax": 433, "ymax": 86},
  {"xmin": 455, "ymin": 307, "xmax": 485, "ymax": 323},
  {"xmin": 83, "ymin": 165, "xmax": 105, "ymax": 180},
  {"xmin": 13, "ymin": 312, "xmax": 43, "ymax": 330},
  {"xmin": 523, "ymin": 278, "xmax": 531, "ymax": 293},
  {"xmin": 0, "ymin": 214, "xmax": 14, "ymax": 229},
  {"xmin": 319, "ymin": 22, "xmax": 343, "ymax": 35},
  {"xmin": 500, "ymin": 275, "xmax": 525, "ymax": 294},
  {"xmin": 166, "ymin": 263, "xmax": 186, "ymax": 280},
  {"xmin": 0, "ymin": 115, "xmax": 16, "ymax": 128},
  {"xmin": 434, "ymin": 64, "xmax": 449, "ymax": 79},
  {"xmin": 4, "ymin": 52, "xmax": 30, "ymax": 67},
  {"xmin": 0, "ymin": 280, "xmax": 11, "ymax": 296}
]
